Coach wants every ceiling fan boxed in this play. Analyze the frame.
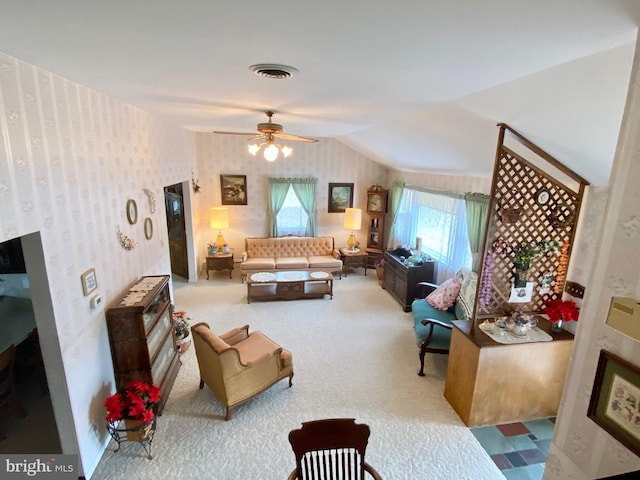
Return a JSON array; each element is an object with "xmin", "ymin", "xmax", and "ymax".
[{"xmin": 213, "ymin": 111, "xmax": 318, "ymax": 161}]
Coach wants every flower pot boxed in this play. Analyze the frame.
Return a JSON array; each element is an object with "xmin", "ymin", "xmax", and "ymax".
[
  {"xmin": 375, "ymin": 267, "xmax": 384, "ymax": 286},
  {"xmin": 123, "ymin": 417, "xmax": 155, "ymax": 442},
  {"xmin": 551, "ymin": 318, "xmax": 564, "ymax": 332},
  {"xmin": 513, "ymin": 263, "xmax": 529, "ymax": 288},
  {"xmin": 176, "ymin": 334, "xmax": 191, "ymax": 354}
]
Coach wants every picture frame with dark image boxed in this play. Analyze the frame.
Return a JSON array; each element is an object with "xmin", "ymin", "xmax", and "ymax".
[{"xmin": 220, "ymin": 175, "xmax": 248, "ymax": 205}]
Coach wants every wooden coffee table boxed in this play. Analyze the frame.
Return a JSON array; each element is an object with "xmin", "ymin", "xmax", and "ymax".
[{"xmin": 246, "ymin": 271, "xmax": 333, "ymax": 303}]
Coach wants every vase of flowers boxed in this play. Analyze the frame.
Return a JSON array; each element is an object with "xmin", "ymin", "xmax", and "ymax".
[
  {"xmin": 104, "ymin": 381, "xmax": 160, "ymax": 441},
  {"xmin": 543, "ymin": 299, "xmax": 579, "ymax": 332},
  {"xmin": 172, "ymin": 310, "xmax": 191, "ymax": 353},
  {"xmin": 207, "ymin": 242, "xmax": 217, "ymax": 255}
]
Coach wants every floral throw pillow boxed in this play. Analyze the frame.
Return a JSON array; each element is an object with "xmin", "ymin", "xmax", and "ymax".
[{"xmin": 426, "ymin": 277, "xmax": 462, "ymax": 311}]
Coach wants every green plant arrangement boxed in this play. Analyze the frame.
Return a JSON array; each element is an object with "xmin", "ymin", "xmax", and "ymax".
[{"xmin": 510, "ymin": 240, "xmax": 559, "ymax": 267}]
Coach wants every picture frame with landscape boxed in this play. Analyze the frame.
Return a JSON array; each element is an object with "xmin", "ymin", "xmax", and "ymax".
[
  {"xmin": 220, "ymin": 175, "xmax": 247, "ymax": 205},
  {"xmin": 328, "ymin": 183, "xmax": 354, "ymax": 213}
]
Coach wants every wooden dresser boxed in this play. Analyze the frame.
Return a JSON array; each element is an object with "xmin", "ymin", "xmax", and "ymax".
[
  {"xmin": 382, "ymin": 251, "xmax": 436, "ymax": 312},
  {"xmin": 105, "ymin": 275, "xmax": 180, "ymax": 413}
]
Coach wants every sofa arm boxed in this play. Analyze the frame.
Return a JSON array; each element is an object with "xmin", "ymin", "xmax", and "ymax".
[
  {"xmin": 415, "ymin": 281, "xmax": 439, "ymax": 299},
  {"xmin": 220, "ymin": 324, "xmax": 250, "ymax": 345},
  {"xmin": 332, "ymin": 249, "xmax": 341, "ymax": 259},
  {"xmin": 420, "ymin": 318, "xmax": 453, "ymax": 330},
  {"xmin": 241, "ymin": 251, "xmax": 248, "ymax": 262}
]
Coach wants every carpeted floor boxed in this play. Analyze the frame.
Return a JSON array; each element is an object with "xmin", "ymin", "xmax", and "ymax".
[{"xmin": 90, "ymin": 268, "xmax": 505, "ymax": 479}]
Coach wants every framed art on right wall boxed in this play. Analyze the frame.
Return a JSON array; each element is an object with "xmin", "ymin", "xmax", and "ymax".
[{"xmin": 587, "ymin": 349, "xmax": 640, "ymax": 457}]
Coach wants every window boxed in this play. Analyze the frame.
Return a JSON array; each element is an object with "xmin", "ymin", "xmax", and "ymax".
[
  {"xmin": 392, "ymin": 188, "xmax": 472, "ymax": 282},
  {"xmin": 276, "ymin": 185, "xmax": 309, "ymax": 236},
  {"xmin": 268, "ymin": 177, "xmax": 317, "ymax": 237}
]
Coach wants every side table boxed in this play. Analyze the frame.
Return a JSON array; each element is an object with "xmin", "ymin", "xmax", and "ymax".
[
  {"xmin": 339, "ymin": 248, "xmax": 368, "ymax": 277},
  {"xmin": 206, "ymin": 250, "xmax": 234, "ymax": 279}
]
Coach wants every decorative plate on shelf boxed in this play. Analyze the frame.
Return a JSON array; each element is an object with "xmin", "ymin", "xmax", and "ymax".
[{"xmin": 250, "ymin": 272, "xmax": 276, "ymax": 282}]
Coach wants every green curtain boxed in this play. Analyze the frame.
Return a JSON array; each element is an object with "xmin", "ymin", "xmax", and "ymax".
[
  {"xmin": 464, "ymin": 192, "xmax": 490, "ymax": 272},
  {"xmin": 387, "ymin": 180, "xmax": 406, "ymax": 249},
  {"xmin": 291, "ymin": 178, "xmax": 317, "ymax": 236},
  {"xmin": 267, "ymin": 178, "xmax": 290, "ymax": 236}
]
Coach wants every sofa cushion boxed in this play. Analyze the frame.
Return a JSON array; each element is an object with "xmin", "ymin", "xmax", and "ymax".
[
  {"xmin": 234, "ymin": 331, "xmax": 292, "ymax": 368},
  {"xmin": 242, "ymin": 257, "xmax": 276, "ymax": 270},
  {"xmin": 275, "ymin": 256, "xmax": 309, "ymax": 269},
  {"xmin": 426, "ymin": 277, "xmax": 461, "ymax": 310},
  {"xmin": 307, "ymin": 255, "xmax": 342, "ymax": 269}
]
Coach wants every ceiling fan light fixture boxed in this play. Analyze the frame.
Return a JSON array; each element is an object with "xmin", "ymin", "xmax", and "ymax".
[
  {"xmin": 248, "ymin": 144, "xmax": 260, "ymax": 155},
  {"xmin": 263, "ymin": 144, "xmax": 279, "ymax": 161},
  {"xmin": 281, "ymin": 145, "xmax": 293, "ymax": 158},
  {"xmin": 249, "ymin": 64, "xmax": 298, "ymax": 79}
]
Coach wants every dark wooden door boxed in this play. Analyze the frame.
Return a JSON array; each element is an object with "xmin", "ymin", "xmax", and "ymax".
[{"xmin": 164, "ymin": 185, "xmax": 188, "ymax": 279}]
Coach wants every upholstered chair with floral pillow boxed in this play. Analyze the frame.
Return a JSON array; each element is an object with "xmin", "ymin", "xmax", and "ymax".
[{"xmin": 411, "ymin": 268, "xmax": 477, "ymax": 376}]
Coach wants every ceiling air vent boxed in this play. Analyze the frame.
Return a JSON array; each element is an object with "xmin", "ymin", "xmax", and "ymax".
[{"xmin": 249, "ymin": 64, "xmax": 298, "ymax": 79}]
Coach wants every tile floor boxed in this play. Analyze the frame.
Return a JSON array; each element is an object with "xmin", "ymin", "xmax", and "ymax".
[{"xmin": 470, "ymin": 417, "xmax": 555, "ymax": 480}]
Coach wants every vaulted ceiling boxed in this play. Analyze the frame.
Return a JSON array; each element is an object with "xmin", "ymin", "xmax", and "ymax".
[{"xmin": 2, "ymin": 1, "xmax": 639, "ymax": 185}]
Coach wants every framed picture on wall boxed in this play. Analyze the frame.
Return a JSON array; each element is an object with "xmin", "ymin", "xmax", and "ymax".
[
  {"xmin": 81, "ymin": 268, "xmax": 98, "ymax": 296},
  {"xmin": 587, "ymin": 349, "xmax": 640, "ymax": 457},
  {"xmin": 328, "ymin": 183, "xmax": 354, "ymax": 213},
  {"xmin": 0, "ymin": 237, "xmax": 26, "ymax": 274},
  {"xmin": 220, "ymin": 175, "xmax": 247, "ymax": 205}
]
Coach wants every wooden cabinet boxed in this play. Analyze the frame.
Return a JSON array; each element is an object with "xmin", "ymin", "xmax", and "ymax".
[
  {"xmin": 105, "ymin": 275, "xmax": 180, "ymax": 414},
  {"xmin": 444, "ymin": 319, "xmax": 574, "ymax": 426},
  {"xmin": 382, "ymin": 251, "xmax": 436, "ymax": 312}
]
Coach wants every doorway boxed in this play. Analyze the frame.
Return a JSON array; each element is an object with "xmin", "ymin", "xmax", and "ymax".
[
  {"xmin": 0, "ymin": 234, "xmax": 62, "ymax": 454},
  {"xmin": 165, "ymin": 183, "xmax": 189, "ymax": 280}
]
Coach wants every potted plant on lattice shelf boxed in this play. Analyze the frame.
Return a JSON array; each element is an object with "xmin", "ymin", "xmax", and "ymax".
[{"xmin": 510, "ymin": 240, "xmax": 559, "ymax": 287}]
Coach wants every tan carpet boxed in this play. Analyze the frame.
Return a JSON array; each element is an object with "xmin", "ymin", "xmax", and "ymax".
[{"xmin": 90, "ymin": 268, "xmax": 504, "ymax": 479}]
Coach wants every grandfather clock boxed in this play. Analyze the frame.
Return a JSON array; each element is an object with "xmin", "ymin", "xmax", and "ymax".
[{"xmin": 365, "ymin": 185, "xmax": 388, "ymax": 268}]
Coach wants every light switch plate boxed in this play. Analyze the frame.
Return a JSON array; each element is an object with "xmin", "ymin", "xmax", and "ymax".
[{"xmin": 606, "ymin": 297, "xmax": 640, "ymax": 341}]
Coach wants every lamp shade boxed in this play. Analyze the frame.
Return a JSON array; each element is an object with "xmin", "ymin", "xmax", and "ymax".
[
  {"xmin": 210, "ymin": 207, "xmax": 229, "ymax": 230},
  {"xmin": 343, "ymin": 208, "xmax": 362, "ymax": 230}
]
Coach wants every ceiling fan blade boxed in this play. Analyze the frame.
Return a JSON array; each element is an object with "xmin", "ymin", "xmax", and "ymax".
[
  {"xmin": 212, "ymin": 130, "xmax": 258, "ymax": 136},
  {"xmin": 273, "ymin": 132, "xmax": 319, "ymax": 143}
]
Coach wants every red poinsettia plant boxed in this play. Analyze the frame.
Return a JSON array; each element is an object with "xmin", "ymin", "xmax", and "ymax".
[
  {"xmin": 543, "ymin": 299, "xmax": 579, "ymax": 324},
  {"xmin": 104, "ymin": 381, "xmax": 160, "ymax": 424}
]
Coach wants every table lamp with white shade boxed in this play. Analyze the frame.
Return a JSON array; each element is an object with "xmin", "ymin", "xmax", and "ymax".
[
  {"xmin": 210, "ymin": 207, "xmax": 229, "ymax": 251},
  {"xmin": 344, "ymin": 208, "xmax": 362, "ymax": 252}
]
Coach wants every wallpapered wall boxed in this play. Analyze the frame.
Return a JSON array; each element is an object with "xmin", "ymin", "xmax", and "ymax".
[
  {"xmin": 0, "ymin": 52, "xmax": 197, "ymax": 477},
  {"xmin": 194, "ymin": 134, "xmax": 392, "ymax": 259},
  {"xmin": 2, "ymin": 42, "xmax": 635, "ymax": 479},
  {"xmin": 193, "ymin": 134, "xmax": 496, "ymax": 264},
  {"xmin": 544, "ymin": 35, "xmax": 640, "ymax": 479}
]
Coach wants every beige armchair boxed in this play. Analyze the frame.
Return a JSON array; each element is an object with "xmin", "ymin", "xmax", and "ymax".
[{"xmin": 191, "ymin": 322, "xmax": 293, "ymax": 420}]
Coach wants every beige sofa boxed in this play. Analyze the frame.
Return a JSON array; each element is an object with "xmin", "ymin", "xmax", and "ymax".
[
  {"xmin": 240, "ymin": 236, "xmax": 343, "ymax": 281},
  {"xmin": 191, "ymin": 322, "xmax": 293, "ymax": 420}
]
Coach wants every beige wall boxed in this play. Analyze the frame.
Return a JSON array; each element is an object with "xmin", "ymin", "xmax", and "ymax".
[
  {"xmin": 193, "ymin": 133, "xmax": 391, "ymax": 266},
  {"xmin": 544, "ymin": 34, "xmax": 640, "ymax": 479},
  {"xmin": 0, "ymin": 52, "xmax": 197, "ymax": 477}
]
